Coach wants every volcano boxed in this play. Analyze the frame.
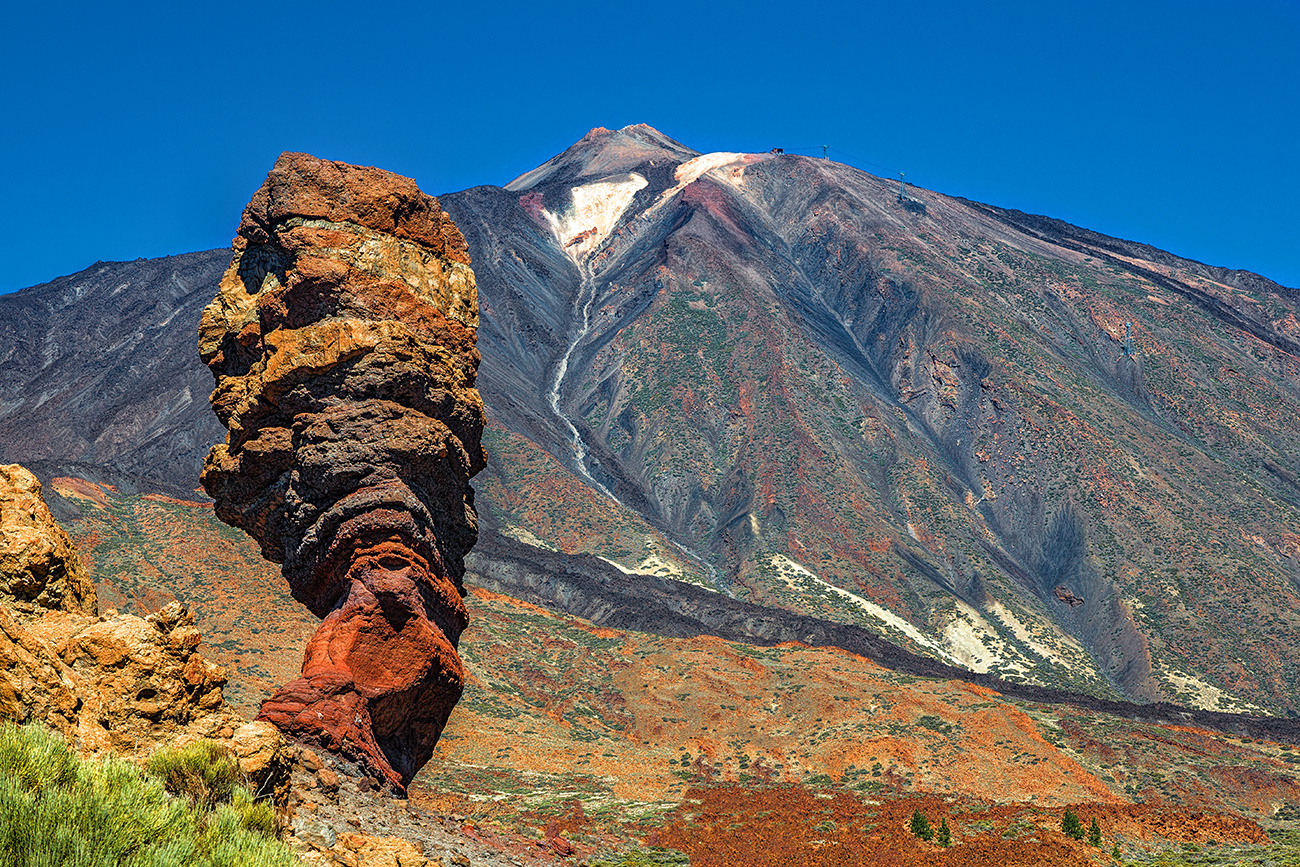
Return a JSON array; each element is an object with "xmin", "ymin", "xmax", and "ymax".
[{"xmin": 3, "ymin": 124, "xmax": 1299, "ymax": 717}]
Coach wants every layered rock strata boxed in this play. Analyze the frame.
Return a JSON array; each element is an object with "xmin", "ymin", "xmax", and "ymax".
[
  {"xmin": 199, "ymin": 153, "xmax": 486, "ymax": 791},
  {"xmin": 0, "ymin": 465, "xmax": 284, "ymax": 797}
]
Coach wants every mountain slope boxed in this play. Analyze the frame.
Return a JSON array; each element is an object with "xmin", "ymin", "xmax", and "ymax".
[
  {"xmin": 0, "ymin": 250, "xmax": 229, "ymax": 496},
  {"xmin": 48, "ymin": 481, "xmax": 1300, "ymax": 832},
  {"xmin": 442, "ymin": 125, "xmax": 1300, "ymax": 713},
  {"xmin": 3, "ymin": 126, "xmax": 1299, "ymax": 715}
]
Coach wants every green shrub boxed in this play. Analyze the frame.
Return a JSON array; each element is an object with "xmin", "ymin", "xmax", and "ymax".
[
  {"xmin": 227, "ymin": 786, "xmax": 278, "ymax": 838},
  {"xmin": 1087, "ymin": 816, "xmax": 1102, "ymax": 846},
  {"xmin": 145, "ymin": 739, "xmax": 242, "ymax": 810},
  {"xmin": 1062, "ymin": 808, "xmax": 1084, "ymax": 840},
  {"xmin": 937, "ymin": 818, "xmax": 951, "ymax": 847},
  {"xmin": 0, "ymin": 722, "xmax": 298, "ymax": 867}
]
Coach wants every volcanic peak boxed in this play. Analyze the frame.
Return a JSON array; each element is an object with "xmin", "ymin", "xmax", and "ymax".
[
  {"xmin": 514, "ymin": 125, "xmax": 782, "ymax": 268},
  {"xmin": 504, "ymin": 123, "xmax": 697, "ymax": 193}
]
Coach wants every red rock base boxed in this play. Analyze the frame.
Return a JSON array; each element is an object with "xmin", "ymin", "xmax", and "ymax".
[{"xmin": 257, "ymin": 536, "xmax": 467, "ymax": 792}]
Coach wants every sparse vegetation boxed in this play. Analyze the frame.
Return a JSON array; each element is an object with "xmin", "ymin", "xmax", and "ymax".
[
  {"xmin": 591, "ymin": 847, "xmax": 690, "ymax": 866},
  {"xmin": 0, "ymin": 722, "xmax": 296, "ymax": 867}
]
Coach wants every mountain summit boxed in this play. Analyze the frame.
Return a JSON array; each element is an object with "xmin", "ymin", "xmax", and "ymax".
[{"xmin": 504, "ymin": 124, "xmax": 698, "ymax": 193}]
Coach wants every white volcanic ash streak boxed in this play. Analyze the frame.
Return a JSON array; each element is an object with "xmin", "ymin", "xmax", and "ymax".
[
  {"xmin": 542, "ymin": 177, "xmax": 650, "ymax": 503},
  {"xmin": 545, "ymin": 173, "xmax": 648, "ymax": 263}
]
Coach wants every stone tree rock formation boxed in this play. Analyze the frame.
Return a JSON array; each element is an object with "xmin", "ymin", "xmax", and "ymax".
[{"xmin": 198, "ymin": 153, "xmax": 485, "ymax": 792}]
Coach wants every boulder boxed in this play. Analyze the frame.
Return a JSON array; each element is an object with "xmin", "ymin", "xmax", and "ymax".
[
  {"xmin": 334, "ymin": 833, "xmax": 431, "ymax": 867},
  {"xmin": 0, "ymin": 465, "xmax": 97, "ymax": 616}
]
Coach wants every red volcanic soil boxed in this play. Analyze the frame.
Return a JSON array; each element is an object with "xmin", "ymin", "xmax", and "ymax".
[
  {"xmin": 658, "ymin": 786, "xmax": 1265, "ymax": 867},
  {"xmin": 53, "ymin": 481, "xmax": 1300, "ymax": 862}
]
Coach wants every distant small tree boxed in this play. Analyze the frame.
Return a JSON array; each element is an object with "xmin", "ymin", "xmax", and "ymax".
[
  {"xmin": 910, "ymin": 810, "xmax": 934, "ymax": 842},
  {"xmin": 936, "ymin": 818, "xmax": 952, "ymax": 847},
  {"xmin": 1062, "ymin": 808, "xmax": 1084, "ymax": 840},
  {"xmin": 1087, "ymin": 816, "xmax": 1103, "ymax": 846},
  {"xmin": 1111, "ymin": 842, "xmax": 1122, "ymax": 861}
]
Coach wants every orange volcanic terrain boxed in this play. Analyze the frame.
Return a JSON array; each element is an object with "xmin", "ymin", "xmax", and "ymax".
[
  {"xmin": 55, "ymin": 481, "xmax": 1300, "ymax": 863},
  {"xmin": 52, "ymin": 476, "xmax": 317, "ymax": 711},
  {"xmin": 657, "ymin": 787, "xmax": 1266, "ymax": 867}
]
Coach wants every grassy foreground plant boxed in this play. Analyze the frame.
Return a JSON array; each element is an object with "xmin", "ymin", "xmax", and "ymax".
[
  {"xmin": 0, "ymin": 722, "xmax": 297, "ymax": 867},
  {"xmin": 146, "ymin": 739, "xmax": 242, "ymax": 810}
]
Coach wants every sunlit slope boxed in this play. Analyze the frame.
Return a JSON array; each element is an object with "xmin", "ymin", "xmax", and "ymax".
[
  {"xmin": 5, "ymin": 124, "xmax": 1296, "ymax": 715},
  {"xmin": 444, "ymin": 124, "xmax": 1300, "ymax": 713},
  {"xmin": 53, "ymin": 483, "xmax": 1300, "ymax": 824}
]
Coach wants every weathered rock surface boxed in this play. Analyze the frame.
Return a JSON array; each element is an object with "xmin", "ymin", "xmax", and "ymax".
[
  {"xmin": 199, "ymin": 152, "xmax": 486, "ymax": 791},
  {"xmin": 0, "ymin": 465, "xmax": 97, "ymax": 616},
  {"xmin": 0, "ymin": 465, "xmax": 285, "ymax": 797}
]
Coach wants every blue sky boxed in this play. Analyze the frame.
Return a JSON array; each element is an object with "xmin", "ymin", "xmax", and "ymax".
[{"xmin": 3, "ymin": 0, "xmax": 1297, "ymax": 293}]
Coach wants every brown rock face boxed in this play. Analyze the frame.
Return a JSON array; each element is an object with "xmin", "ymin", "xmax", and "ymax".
[
  {"xmin": 0, "ymin": 465, "xmax": 97, "ymax": 617},
  {"xmin": 199, "ymin": 152, "xmax": 486, "ymax": 791},
  {"xmin": 0, "ymin": 465, "xmax": 279, "ymax": 793}
]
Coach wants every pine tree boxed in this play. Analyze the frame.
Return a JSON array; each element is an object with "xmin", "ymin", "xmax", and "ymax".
[
  {"xmin": 1088, "ymin": 816, "xmax": 1103, "ymax": 846},
  {"xmin": 1062, "ymin": 808, "xmax": 1084, "ymax": 840},
  {"xmin": 936, "ymin": 818, "xmax": 952, "ymax": 847},
  {"xmin": 910, "ymin": 810, "xmax": 934, "ymax": 841}
]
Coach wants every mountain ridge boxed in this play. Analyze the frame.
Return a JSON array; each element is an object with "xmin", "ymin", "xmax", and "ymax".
[{"xmin": 442, "ymin": 124, "xmax": 1300, "ymax": 713}]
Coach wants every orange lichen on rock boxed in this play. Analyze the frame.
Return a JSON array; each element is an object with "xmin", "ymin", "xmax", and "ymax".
[{"xmin": 199, "ymin": 152, "xmax": 486, "ymax": 792}]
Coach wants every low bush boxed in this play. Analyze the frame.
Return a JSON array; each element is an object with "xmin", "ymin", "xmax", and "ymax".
[
  {"xmin": 910, "ymin": 810, "xmax": 934, "ymax": 842},
  {"xmin": 0, "ymin": 722, "xmax": 297, "ymax": 867},
  {"xmin": 1062, "ymin": 808, "xmax": 1084, "ymax": 840},
  {"xmin": 146, "ymin": 739, "xmax": 242, "ymax": 810}
]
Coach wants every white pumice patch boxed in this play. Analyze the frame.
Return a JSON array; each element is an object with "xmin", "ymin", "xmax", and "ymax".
[{"xmin": 543, "ymin": 173, "xmax": 648, "ymax": 263}]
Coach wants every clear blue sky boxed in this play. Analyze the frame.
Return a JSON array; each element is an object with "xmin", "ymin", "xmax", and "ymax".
[{"xmin": 3, "ymin": 0, "xmax": 1297, "ymax": 293}]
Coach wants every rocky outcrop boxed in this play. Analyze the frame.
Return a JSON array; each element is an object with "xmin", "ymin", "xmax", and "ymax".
[
  {"xmin": 0, "ymin": 464, "xmax": 97, "ymax": 616},
  {"xmin": 0, "ymin": 464, "xmax": 285, "ymax": 797},
  {"xmin": 199, "ymin": 153, "xmax": 486, "ymax": 792}
]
